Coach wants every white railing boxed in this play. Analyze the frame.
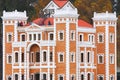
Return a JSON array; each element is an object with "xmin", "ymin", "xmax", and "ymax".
[
  {"xmin": 12, "ymin": 42, "xmax": 26, "ymax": 47},
  {"xmin": 40, "ymin": 40, "xmax": 56, "ymax": 46},
  {"xmin": 78, "ymin": 41, "xmax": 95, "ymax": 47}
]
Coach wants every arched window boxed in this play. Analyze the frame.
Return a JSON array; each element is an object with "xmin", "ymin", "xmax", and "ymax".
[
  {"xmin": 8, "ymin": 76, "xmax": 12, "ymax": 80},
  {"xmin": 87, "ymin": 52, "xmax": 90, "ymax": 63},
  {"xmin": 8, "ymin": 34, "xmax": 12, "ymax": 42},
  {"xmin": 8, "ymin": 55, "xmax": 12, "ymax": 63},
  {"xmin": 81, "ymin": 53, "xmax": 84, "ymax": 63},
  {"xmin": 49, "ymin": 33, "xmax": 54, "ymax": 40},
  {"xmin": 87, "ymin": 73, "xmax": 90, "ymax": 80},
  {"xmin": 15, "ymin": 74, "xmax": 18, "ymax": 80},
  {"xmin": 81, "ymin": 74, "xmax": 84, "ymax": 80},
  {"xmin": 43, "ymin": 51, "xmax": 47, "ymax": 62},
  {"xmin": 15, "ymin": 52, "xmax": 18, "ymax": 63}
]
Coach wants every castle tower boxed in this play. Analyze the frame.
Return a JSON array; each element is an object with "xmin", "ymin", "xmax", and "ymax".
[
  {"xmin": 1, "ymin": 10, "xmax": 28, "ymax": 80},
  {"xmin": 93, "ymin": 11, "xmax": 117, "ymax": 80},
  {"xmin": 54, "ymin": 1, "xmax": 79, "ymax": 80}
]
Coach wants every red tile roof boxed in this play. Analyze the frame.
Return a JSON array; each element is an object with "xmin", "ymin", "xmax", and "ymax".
[
  {"xmin": 33, "ymin": 18, "xmax": 54, "ymax": 26},
  {"xmin": 32, "ymin": 18, "xmax": 93, "ymax": 28},
  {"xmin": 53, "ymin": 0, "xmax": 68, "ymax": 8},
  {"xmin": 78, "ymin": 19, "xmax": 93, "ymax": 28}
]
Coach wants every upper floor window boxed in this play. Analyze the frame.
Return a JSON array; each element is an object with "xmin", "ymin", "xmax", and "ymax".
[
  {"xmin": 15, "ymin": 52, "xmax": 19, "ymax": 63},
  {"xmin": 110, "ymin": 54, "xmax": 114, "ymax": 64},
  {"xmin": 21, "ymin": 34, "xmax": 25, "ymax": 41},
  {"xmin": 7, "ymin": 33, "xmax": 12, "ymax": 42},
  {"xmin": 29, "ymin": 34, "xmax": 32, "ymax": 41},
  {"xmin": 7, "ymin": 55, "xmax": 12, "ymax": 64},
  {"xmin": 70, "ymin": 31, "xmax": 75, "ymax": 41},
  {"xmin": 38, "ymin": 34, "xmax": 41, "ymax": 40},
  {"xmin": 8, "ymin": 76, "xmax": 12, "ymax": 80},
  {"xmin": 43, "ymin": 51, "xmax": 47, "ymax": 62},
  {"xmin": 49, "ymin": 33, "xmax": 54, "ymax": 40},
  {"xmin": 58, "ymin": 53, "xmax": 64, "ymax": 63},
  {"xmin": 98, "ymin": 33, "xmax": 104, "ymax": 43},
  {"xmin": 87, "ymin": 52, "xmax": 90, "ymax": 63},
  {"xmin": 15, "ymin": 74, "xmax": 18, "ymax": 80},
  {"xmin": 88, "ymin": 34, "xmax": 94, "ymax": 42},
  {"xmin": 36, "ymin": 52, "xmax": 40, "ymax": 62},
  {"xmin": 58, "ymin": 74, "xmax": 64, "ymax": 80},
  {"xmin": 50, "ymin": 52, "xmax": 53, "ymax": 62},
  {"xmin": 98, "ymin": 75, "xmax": 104, "ymax": 80},
  {"xmin": 80, "ymin": 52, "xmax": 84, "ymax": 63},
  {"xmin": 70, "ymin": 53, "xmax": 75, "ymax": 62},
  {"xmin": 98, "ymin": 54, "xmax": 104, "ymax": 64},
  {"xmin": 34, "ymin": 34, "xmax": 36, "ymax": 40},
  {"xmin": 58, "ymin": 31, "xmax": 64, "ymax": 41},
  {"xmin": 81, "ymin": 74, "xmax": 84, "ymax": 80},
  {"xmin": 71, "ymin": 74, "xmax": 75, "ymax": 80},
  {"xmin": 110, "ymin": 33, "xmax": 114, "ymax": 43},
  {"xmin": 79, "ymin": 34, "xmax": 83, "ymax": 42},
  {"xmin": 110, "ymin": 75, "xmax": 114, "ymax": 80},
  {"xmin": 21, "ymin": 53, "xmax": 24, "ymax": 62}
]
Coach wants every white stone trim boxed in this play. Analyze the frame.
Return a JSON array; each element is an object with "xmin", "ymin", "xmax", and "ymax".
[
  {"xmin": 77, "ymin": 27, "xmax": 96, "ymax": 33},
  {"xmin": 109, "ymin": 54, "xmax": 115, "ymax": 64}
]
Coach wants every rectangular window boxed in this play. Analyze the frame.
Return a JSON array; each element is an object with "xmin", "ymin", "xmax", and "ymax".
[
  {"xmin": 50, "ymin": 52, "xmax": 53, "ymax": 62},
  {"xmin": 58, "ymin": 31, "xmax": 64, "ymax": 41},
  {"xmin": 22, "ymin": 53, "xmax": 24, "ymax": 62},
  {"xmin": 36, "ymin": 52, "xmax": 40, "ymax": 62},
  {"xmin": 7, "ymin": 33, "xmax": 12, "ymax": 42},
  {"xmin": 7, "ymin": 55, "xmax": 12, "ymax": 64},
  {"xmin": 58, "ymin": 53, "xmax": 64, "ymax": 63},
  {"xmin": 70, "ymin": 53, "xmax": 75, "ymax": 62},
  {"xmin": 88, "ymin": 34, "xmax": 94, "ymax": 42},
  {"xmin": 38, "ymin": 34, "xmax": 41, "ymax": 40},
  {"xmin": 98, "ymin": 33, "xmax": 104, "ymax": 43},
  {"xmin": 21, "ymin": 34, "xmax": 25, "ymax": 41},
  {"xmin": 110, "ymin": 54, "xmax": 114, "ymax": 64},
  {"xmin": 70, "ymin": 31, "xmax": 75, "ymax": 41},
  {"xmin": 50, "ymin": 33, "xmax": 54, "ymax": 40},
  {"xmin": 110, "ymin": 33, "xmax": 114, "ymax": 43},
  {"xmin": 43, "ymin": 51, "xmax": 47, "ymax": 62},
  {"xmin": 29, "ymin": 34, "xmax": 32, "ymax": 41},
  {"xmin": 98, "ymin": 54, "xmax": 104, "ymax": 64},
  {"xmin": 34, "ymin": 34, "xmax": 36, "ymax": 40},
  {"xmin": 15, "ymin": 52, "xmax": 19, "ymax": 63}
]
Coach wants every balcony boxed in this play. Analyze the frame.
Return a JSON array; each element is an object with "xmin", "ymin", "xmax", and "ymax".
[
  {"xmin": 12, "ymin": 42, "xmax": 26, "ymax": 47},
  {"xmin": 40, "ymin": 40, "xmax": 56, "ymax": 46},
  {"xmin": 78, "ymin": 41, "xmax": 95, "ymax": 47}
]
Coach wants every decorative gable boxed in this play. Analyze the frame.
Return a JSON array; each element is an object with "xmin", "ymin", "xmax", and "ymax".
[{"xmin": 62, "ymin": 1, "xmax": 75, "ymax": 10}]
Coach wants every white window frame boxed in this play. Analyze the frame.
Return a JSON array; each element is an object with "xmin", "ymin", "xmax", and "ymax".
[
  {"xmin": 98, "ymin": 54, "xmax": 104, "ymax": 64},
  {"xmin": 7, "ymin": 32, "xmax": 13, "ymax": 43},
  {"xmin": 14, "ymin": 51, "xmax": 19, "ymax": 63},
  {"xmin": 70, "ymin": 30, "xmax": 75, "ymax": 41},
  {"xmin": 42, "ymin": 50, "xmax": 47, "ymax": 63},
  {"xmin": 110, "ymin": 33, "xmax": 114, "ymax": 43},
  {"xmin": 79, "ymin": 33, "xmax": 84, "ymax": 42},
  {"xmin": 48, "ymin": 32, "xmax": 54, "ymax": 40},
  {"xmin": 98, "ymin": 33, "xmax": 104, "ymax": 43},
  {"xmin": 88, "ymin": 34, "xmax": 95, "ymax": 43},
  {"xmin": 97, "ymin": 74, "xmax": 104, "ymax": 80},
  {"xmin": 38, "ymin": 33, "xmax": 42, "ymax": 41},
  {"xmin": 110, "ymin": 54, "xmax": 114, "ymax": 64},
  {"xmin": 87, "ymin": 51, "xmax": 91, "ymax": 63},
  {"xmin": 58, "ymin": 52, "xmax": 64, "ymax": 63},
  {"xmin": 70, "ymin": 52, "xmax": 75, "ymax": 63},
  {"xmin": 58, "ymin": 74, "xmax": 64, "ymax": 80},
  {"xmin": 58, "ymin": 30, "xmax": 64, "ymax": 41},
  {"xmin": 80, "ymin": 51, "xmax": 84, "ymax": 63},
  {"xmin": 30, "ymin": 73, "xmax": 34, "ymax": 80},
  {"xmin": 110, "ymin": 75, "xmax": 114, "ymax": 80},
  {"xmin": 7, "ymin": 54, "xmax": 12, "ymax": 64},
  {"xmin": 20, "ymin": 33, "xmax": 26, "ymax": 42}
]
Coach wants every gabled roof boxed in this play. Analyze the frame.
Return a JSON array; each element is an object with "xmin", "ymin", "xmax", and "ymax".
[
  {"xmin": 53, "ymin": 0, "xmax": 68, "ymax": 8},
  {"xmin": 78, "ymin": 19, "xmax": 93, "ymax": 28}
]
